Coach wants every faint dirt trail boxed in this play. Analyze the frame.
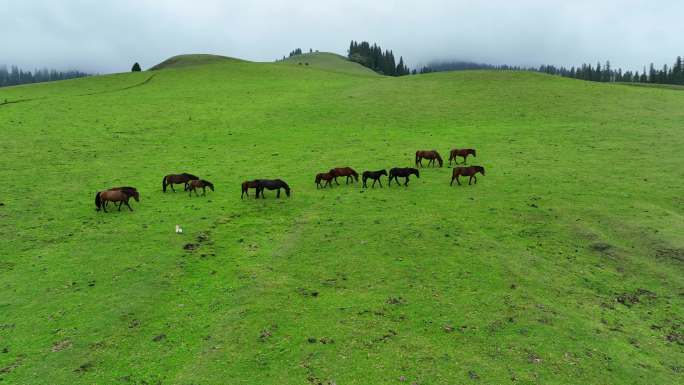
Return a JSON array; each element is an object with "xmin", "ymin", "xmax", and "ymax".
[{"xmin": 0, "ymin": 73, "xmax": 157, "ymax": 107}]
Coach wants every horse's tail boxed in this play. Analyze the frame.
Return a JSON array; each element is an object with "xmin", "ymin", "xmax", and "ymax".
[
  {"xmin": 95, "ymin": 192, "xmax": 102, "ymax": 211},
  {"xmin": 415, "ymin": 151, "xmax": 420, "ymax": 166},
  {"xmin": 162, "ymin": 176, "xmax": 167, "ymax": 192}
]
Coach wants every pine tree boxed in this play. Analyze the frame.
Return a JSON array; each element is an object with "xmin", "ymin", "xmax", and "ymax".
[{"xmin": 131, "ymin": 62, "xmax": 141, "ymax": 72}]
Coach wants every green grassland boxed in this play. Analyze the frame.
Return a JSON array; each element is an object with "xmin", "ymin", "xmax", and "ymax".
[{"xmin": 0, "ymin": 53, "xmax": 682, "ymax": 385}]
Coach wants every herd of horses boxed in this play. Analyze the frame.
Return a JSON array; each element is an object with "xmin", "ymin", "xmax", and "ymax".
[{"xmin": 94, "ymin": 148, "xmax": 484, "ymax": 212}]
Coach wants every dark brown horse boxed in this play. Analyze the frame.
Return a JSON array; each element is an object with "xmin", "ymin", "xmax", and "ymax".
[
  {"xmin": 255, "ymin": 179, "xmax": 291, "ymax": 199},
  {"xmin": 362, "ymin": 169, "xmax": 387, "ymax": 188},
  {"xmin": 315, "ymin": 172, "xmax": 336, "ymax": 189},
  {"xmin": 329, "ymin": 167, "xmax": 358, "ymax": 185},
  {"xmin": 388, "ymin": 168, "xmax": 420, "ymax": 186},
  {"xmin": 95, "ymin": 189, "xmax": 137, "ymax": 212},
  {"xmin": 241, "ymin": 180, "xmax": 259, "ymax": 199},
  {"xmin": 415, "ymin": 150, "xmax": 443, "ymax": 167},
  {"xmin": 162, "ymin": 173, "xmax": 198, "ymax": 192},
  {"xmin": 451, "ymin": 166, "xmax": 485, "ymax": 186},
  {"xmin": 187, "ymin": 179, "xmax": 214, "ymax": 196},
  {"xmin": 449, "ymin": 149, "xmax": 476, "ymax": 165}
]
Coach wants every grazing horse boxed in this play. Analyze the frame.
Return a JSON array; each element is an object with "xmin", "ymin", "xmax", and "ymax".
[
  {"xmin": 187, "ymin": 179, "xmax": 214, "ymax": 196},
  {"xmin": 105, "ymin": 186, "xmax": 140, "ymax": 209},
  {"xmin": 315, "ymin": 172, "xmax": 336, "ymax": 189},
  {"xmin": 95, "ymin": 189, "xmax": 136, "ymax": 212},
  {"xmin": 329, "ymin": 167, "xmax": 358, "ymax": 185},
  {"xmin": 388, "ymin": 168, "xmax": 420, "ymax": 186},
  {"xmin": 362, "ymin": 169, "xmax": 387, "ymax": 188},
  {"xmin": 449, "ymin": 149, "xmax": 477, "ymax": 165},
  {"xmin": 451, "ymin": 166, "xmax": 485, "ymax": 186},
  {"xmin": 255, "ymin": 179, "xmax": 291, "ymax": 199},
  {"xmin": 162, "ymin": 173, "xmax": 199, "ymax": 192},
  {"xmin": 241, "ymin": 180, "xmax": 259, "ymax": 198},
  {"xmin": 415, "ymin": 150, "xmax": 443, "ymax": 167}
]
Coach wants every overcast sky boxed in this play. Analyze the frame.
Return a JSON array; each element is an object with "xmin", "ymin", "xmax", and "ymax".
[{"xmin": 2, "ymin": 0, "xmax": 682, "ymax": 73}]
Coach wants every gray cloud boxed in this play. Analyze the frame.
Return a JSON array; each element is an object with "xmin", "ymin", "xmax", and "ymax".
[{"xmin": 2, "ymin": 0, "xmax": 682, "ymax": 73}]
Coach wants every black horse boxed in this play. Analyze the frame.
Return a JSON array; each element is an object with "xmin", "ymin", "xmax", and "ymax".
[
  {"xmin": 362, "ymin": 169, "xmax": 387, "ymax": 188},
  {"xmin": 162, "ymin": 173, "xmax": 198, "ymax": 192},
  {"xmin": 255, "ymin": 179, "xmax": 291, "ymax": 199},
  {"xmin": 388, "ymin": 168, "xmax": 420, "ymax": 186}
]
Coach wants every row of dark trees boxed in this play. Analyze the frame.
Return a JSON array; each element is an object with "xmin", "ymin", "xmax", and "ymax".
[
  {"xmin": 347, "ymin": 41, "xmax": 410, "ymax": 76},
  {"xmin": 537, "ymin": 57, "xmax": 684, "ymax": 84},
  {"xmin": 0, "ymin": 65, "xmax": 91, "ymax": 87},
  {"xmin": 419, "ymin": 57, "xmax": 684, "ymax": 85}
]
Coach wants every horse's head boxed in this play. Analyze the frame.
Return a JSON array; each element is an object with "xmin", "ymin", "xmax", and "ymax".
[
  {"xmin": 413, "ymin": 169, "xmax": 420, "ymax": 178},
  {"xmin": 315, "ymin": 174, "xmax": 322, "ymax": 183},
  {"xmin": 380, "ymin": 169, "xmax": 387, "ymax": 176},
  {"xmin": 206, "ymin": 181, "xmax": 215, "ymax": 191},
  {"xmin": 132, "ymin": 191, "xmax": 140, "ymax": 202},
  {"xmin": 478, "ymin": 166, "xmax": 485, "ymax": 175},
  {"xmin": 435, "ymin": 153, "xmax": 443, "ymax": 167},
  {"xmin": 285, "ymin": 186, "xmax": 291, "ymax": 197},
  {"xmin": 471, "ymin": 149, "xmax": 477, "ymax": 157}
]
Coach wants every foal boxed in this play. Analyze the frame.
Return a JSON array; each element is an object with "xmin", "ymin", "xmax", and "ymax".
[
  {"xmin": 362, "ymin": 169, "xmax": 387, "ymax": 188},
  {"xmin": 451, "ymin": 166, "xmax": 485, "ymax": 186},
  {"xmin": 315, "ymin": 172, "xmax": 336, "ymax": 189},
  {"xmin": 241, "ymin": 180, "xmax": 259, "ymax": 198},
  {"xmin": 187, "ymin": 179, "xmax": 214, "ymax": 196}
]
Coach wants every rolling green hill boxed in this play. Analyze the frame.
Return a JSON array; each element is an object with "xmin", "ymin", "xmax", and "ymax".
[
  {"xmin": 278, "ymin": 52, "xmax": 379, "ymax": 76},
  {"xmin": 0, "ymin": 54, "xmax": 682, "ymax": 385},
  {"xmin": 149, "ymin": 54, "xmax": 244, "ymax": 71}
]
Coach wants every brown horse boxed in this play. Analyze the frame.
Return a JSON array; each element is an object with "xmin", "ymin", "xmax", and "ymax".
[
  {"xmin": 241, "ymin": 180, "xmax": 259, "ymax": 198},
  {"xmin": 162, "ymin": 173, "xmax": 198, "ymax": 192},
  {"xmin": 315, "ymin": 172, "xmax": 336, "ymax": 189},
  {"xmin": 415, "ymin": 150, "xmax": 443, "ymax": 167},
  {"xmin": 329, "ymin": 167, "xmax": 358, "ymax": 185},
  {"xmin": 451, "ymin": 166, "xmax": 485, "ymax": 186},
  {"xmin": 187, "ymin": 179, "xmax": 214, "ymax": 196},
  {"xmin": 104, "ymin": 186, "xmax": 140, "ymax": 209},
  {"xmin": 449, "ymin": 149, "xmax": 476, "ymax": 165},
  {"xmin": 95, "ymin": 189, "xmax": 137, "ymax": 212}
]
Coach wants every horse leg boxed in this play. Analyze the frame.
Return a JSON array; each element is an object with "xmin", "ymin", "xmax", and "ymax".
[
  {"xmin": 473, "ymin": 175, "xmax": 477, "ymax": 184},
  {"xmin": 102, "ymin": 200, "xmax": 108, "ymax": 213},
  {"xmin": 469, "ymin": 176, "xmax": 474, "ymax": 185},
  {"xmin": 117, "ymin": 201, "xmax": 123, "ymax": 211},
  {"xmin": 125, "ymin": 200, "xmax": 133, "ymax": 211},
  {"xmin": 378, "ymin": 179, "xmax": 383, "ymax": 188},
  {"xmin": 277, "ymin": 188, "xmax": 281, "ymax": 198},
  {"xmin": 404, "ymin": 177, "xmax": 409, "ymax": 186}
]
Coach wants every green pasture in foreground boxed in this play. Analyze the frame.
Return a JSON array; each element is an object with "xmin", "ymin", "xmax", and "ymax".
[{"xmin": 0, "ymin": 53, "xmax": 682, "ymax": 385}]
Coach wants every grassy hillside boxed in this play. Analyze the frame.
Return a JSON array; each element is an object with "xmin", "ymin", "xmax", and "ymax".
[
  {"xmin": 0, "ymin": 55, "xmax": 682, "ymax": 385},
  {"xmin": 149, "ymin": 54, "xmax": 244, "ymax": 71},
  {"xmin": 278, "ymin": 52, "xmax": 379, "ymax": 76}
]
